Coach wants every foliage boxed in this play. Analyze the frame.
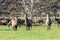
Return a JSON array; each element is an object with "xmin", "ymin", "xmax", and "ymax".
[{"xmin": 0, "ymin": 0, "xmax": 60, "ymax": 17}]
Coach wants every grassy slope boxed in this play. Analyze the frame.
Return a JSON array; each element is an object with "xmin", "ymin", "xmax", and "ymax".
[{"xmin": 0, "ymin": 24, "xmax": 60, "ymax": 40}]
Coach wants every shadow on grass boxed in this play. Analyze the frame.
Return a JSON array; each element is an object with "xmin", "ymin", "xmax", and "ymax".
[
  {"xmin": 32, "ymin": 24, "xmax": 43, "ymax": 26},
  {"xmin": 0, "ymin": 29, "xmax": 13, "ymax": 31}
]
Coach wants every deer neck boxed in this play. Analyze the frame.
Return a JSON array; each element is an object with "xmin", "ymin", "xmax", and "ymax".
[{"xmin": 46, "ymin": 14, "xmax": 50, "ymax": 21}]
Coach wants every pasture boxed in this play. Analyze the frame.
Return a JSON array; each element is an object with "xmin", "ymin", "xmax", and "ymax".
[{"xmin": 0, "ymin": 24, "xmax": 60, "ymax": 40}]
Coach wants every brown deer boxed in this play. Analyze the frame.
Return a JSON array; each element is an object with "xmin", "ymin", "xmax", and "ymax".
[
  {"xmin": 8, "ymin": 16, "xmax": 18, "ymax": 30},
  {"xmin": 46, "ymin": 13, "xmax": 52, "ymax": 30}
]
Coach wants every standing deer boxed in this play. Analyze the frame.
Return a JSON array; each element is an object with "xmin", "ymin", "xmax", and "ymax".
[
  {"xmin": 25, "ymin": 13, "xmax": 32, "ymax": 30},
  {"xmin": 8, "ymin": 16, "xmax": 18, "ymax": 30},
  {"xmin": 46, "ymin": 13, "xmax": 52, "ymax": 30}
]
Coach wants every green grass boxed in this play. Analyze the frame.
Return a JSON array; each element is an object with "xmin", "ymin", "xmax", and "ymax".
[{"xmin": 0, "ymin": 24, "xmax": 60, "ymax": 40}]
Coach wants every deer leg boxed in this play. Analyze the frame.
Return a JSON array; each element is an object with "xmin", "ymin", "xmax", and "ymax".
[
  {"xmin": 13, "ymin": 25, "xmax": 17, "ymax": 31},
  {"xmin": 47, "ymin": 25, "xmax": 51, "ymax": 30},
  {"xmin": 58, "ymin": 24, "xmax": 59, "ymax": 27},
  {"xmin": 26, "ymin": 26, "xmax": 30, "ymax": 30}
]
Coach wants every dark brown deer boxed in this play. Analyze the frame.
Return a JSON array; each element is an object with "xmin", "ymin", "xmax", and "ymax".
[
  {"xmin": 25, "ymin": 14, "xmax": 32, "ymax": 30},
  {"xmin": 55, "ymin": 14, "xmax": 60, "ymax": 27}
]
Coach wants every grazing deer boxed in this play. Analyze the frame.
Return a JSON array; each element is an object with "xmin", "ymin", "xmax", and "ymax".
[{"xmin": 55, "ymin": 14, "xmax": 60, "ymax": 27}]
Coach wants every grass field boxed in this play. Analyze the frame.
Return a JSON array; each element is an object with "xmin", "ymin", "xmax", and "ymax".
[{"xmin": 0, "ymin": 24, "xmax": 60, "ymax": 40}]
